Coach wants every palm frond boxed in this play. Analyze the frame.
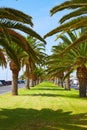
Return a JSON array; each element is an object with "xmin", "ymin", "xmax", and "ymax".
[
  {"xmin": 0, "ymin": 19, "xmax": 46, "ymax": 44},
  {"xmin": 44, "ymin": 16, "xmax": 87, "ymax": 38},
  {"xmin": 67, "ymin": 31, "xmax": 77, "ymax": 42},
  {"xmin": 0, "ymin": 38, "xmax": 19, "ymax": 67},
  {"xmin": 0, "ymin": 49, "xmax": 6, "ymax": 67},
  {"xmin": 60, "ymin": 7, "xmax": 87, "ymax": 23},
  {"xmin": 0, "ymin": 27, "xmax": 30, "ymax": 52},
  {"xmin": 58, "ymin": 32, "xmax": 87, "ymax": 55},
  {"xmin": 0, "ymin": 7, "xmax": 33, "ymax": 26},
  {"xmin": 50, "ymin": 1, "xmax": 87, "ymax": 16},
  {"xmin": 63, "ymin": 68, "xmax": 74, "ymax": 81}
]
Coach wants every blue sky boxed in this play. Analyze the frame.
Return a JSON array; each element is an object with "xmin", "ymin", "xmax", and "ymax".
[{"xmin": 0, "ymin": 0, "xmax": 66, "ymax": 80}]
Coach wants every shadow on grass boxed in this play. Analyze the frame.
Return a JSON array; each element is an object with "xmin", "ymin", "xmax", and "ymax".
[
  {"xmin": 31, "ymin": 87, "xmax": 65, "ymax": 91},
  {"xmin": 20, "ymin": 92, "xmax": 87, "ymax": 100},
  {"xmin": 0, "ymin": 108, "xmax": 87, "ymax": 130},
  {"xmin": 22, "ymin": 93, "xmax": 82, "ymax": 99},
  {"xmin": 23, "ymin": 86, "xmax": 87, "ymax": 99}
]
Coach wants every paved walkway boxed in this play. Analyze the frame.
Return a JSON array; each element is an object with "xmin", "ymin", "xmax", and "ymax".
[{"xmin": 0, "ymin": 84, "xmax": 24, "ymax": 95}]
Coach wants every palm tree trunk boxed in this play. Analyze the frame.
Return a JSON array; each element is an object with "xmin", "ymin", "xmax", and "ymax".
[
  {"xmin": 12, "ymin": 71, "xmax": 18, "ymax": 95},
  {"xmin": 65, "ymin": 70, "xmax": 70, "ymax": 90},
  {"xmin": 58, "ymin": 72, "xmax": 64, "ymax": 87},
  {"xmin": 10, "ymin": 61, "xmax": 20, "ymax": 95},
  {"xmin": 25, "ymin": 77, "xmax": 30, "ymax": 89},
  {"xmin": 25, "ymin": 64, "xmax": 30, "ymax": 89},
  {"xmin": 29, "ymin": 78, "xmax": 34, "ymax": 87},
  {"xmin": 77, "ymin": 66, "xmax": 87, "ymax": 97},
  {"xmin": 30, "ymin": 73, "xmax": 35, "ymax": 87},
  {"xmin": 78, "ymin": 78, "xmax": 86, "ymax": 97},
  {"xmin": 65, "ymin": 77, "xmax": 70, "ymax": 90}
]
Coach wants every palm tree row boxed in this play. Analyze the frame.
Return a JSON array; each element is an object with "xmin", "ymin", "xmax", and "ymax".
[
  {"xmin": 46, "ymin": 29, "xmax": 87, "ymax": 97},
  {"xmin": 43, "ymin": 1, "xmax": 87, "ymax": 97},
  {"xmin": 1, "ymin": 1, "xmax": 87, "ymax": 98},
  {"xmin": 0, "ymin": 7, "xmax": 46, "ymax": 95},
  {"xmin": 22, "ymin": 36, "xmax": 46, "ymax": 89}
]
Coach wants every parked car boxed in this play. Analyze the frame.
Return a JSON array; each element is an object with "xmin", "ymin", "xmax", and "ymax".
[
  {"xmin": 0, "ymin": 81, "xmax": 3, "ymax": 87},
  {"xmin": 18, "ymin": 80, "xmax": 25, "ymax": 84},
  {"xmin": 0, "ymin": 80, "xmax": 6, "ymax": 86},
  {"xmin": 5, "ymin": 81, "xmax": 12, "ymax": 85}
]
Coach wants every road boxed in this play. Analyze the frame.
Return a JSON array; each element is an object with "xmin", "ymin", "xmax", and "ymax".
[{"xmin": 0, "ymin": 84, "xmax": 25, "ymax": 95}]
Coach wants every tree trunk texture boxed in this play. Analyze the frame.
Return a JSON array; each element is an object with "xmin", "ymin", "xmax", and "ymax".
[
  {"xmin": 77, "ymin": 66, "xmax": 87, "ymax": 97},
  {"xmin": 12, "ymin": 72, "xmax": 18, "ymax": 95},
  {"xmin": 25, "ymin": 64, "xmax": 30, "ymax": 89},
  {"xmin": 65, "ymin": 76, "xmax": 70, "ymax": 90},
  {"xmin": 10, "ymin": 61, "xmax": 20, "ymax": 95},
  {"xmin": 57, "ymin": 78, "xmax": 60, "ymax": 86},
  {"xmin": 25, "ymin": 77, "xmax": 30, "ymax": 89},
  {"xmin": 58, "ymin": 72, "xmax": 64, "ymax": 87},
  {"xmin": 30, "ymin": 73, "xmax": 35, "ymax": 87}
]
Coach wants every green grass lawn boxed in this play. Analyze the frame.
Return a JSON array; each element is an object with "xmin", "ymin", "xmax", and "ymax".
[{"xmin": 0, "ymin": 81, "xmax": 87, "ymax": 130}]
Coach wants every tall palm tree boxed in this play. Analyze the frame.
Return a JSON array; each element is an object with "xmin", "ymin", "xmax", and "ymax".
[
  {"xmin": 0, "ymin": 29, "xmax": 40, "ymax": 95},
  {"xmin": 6, "ymin": 41, "xmax": 37, "ymax": 95}
]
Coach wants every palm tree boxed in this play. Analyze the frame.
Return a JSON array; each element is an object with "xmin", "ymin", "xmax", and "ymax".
[
  {"xmin": 52, "ymin": 46, "xmax": 71, "ymax": 90},
  {"xmin": 46, "ymin": 54, "xmax": 65, "ymax": 87},
  {"xmin": 33, "ymin": 66, "xmax": 46, "ymax": 85},
  {"xmin": 0, "ymin": 28, "xmax": 41, "ymax": 95},
  {"xmin": 2, "ymin": 36, "xmax": 28, "ymax": 95},
  {"xmin": 6, "ymin": 40, "xmax": 37, "ymax": 95},
  {"xmin": 0, "ymin": 7, "xmax": 46, "ymax": 95},
  {"xmin": 0, "ymin": 7, "xmax": 46, "ymax": 70}
]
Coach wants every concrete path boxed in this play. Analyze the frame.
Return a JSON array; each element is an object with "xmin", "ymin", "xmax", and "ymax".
[{"xmin": 0, "ymin": 84, "xmax": 25, "ymax": 95}]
